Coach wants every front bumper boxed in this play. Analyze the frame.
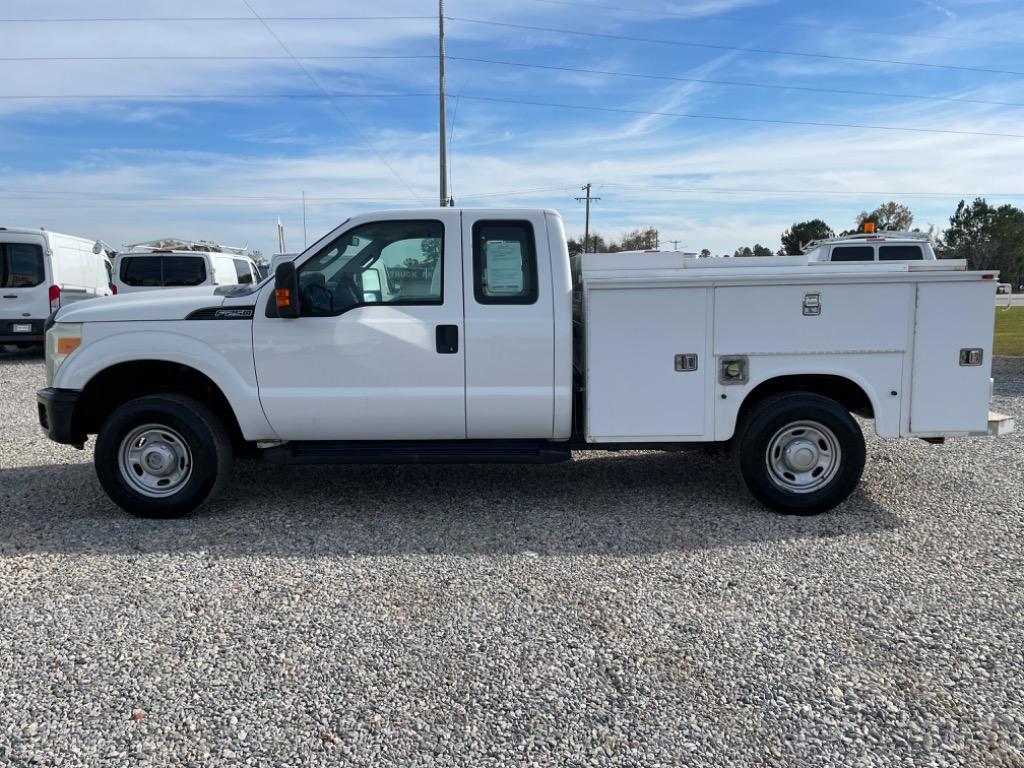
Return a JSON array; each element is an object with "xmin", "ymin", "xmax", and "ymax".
[
  {"xmin": 0, "ymin": 319, "xmax": 45, "ymax": 344},
  {"xmin": 37, "ymin": 387, "xmax": 85, "ymax": 447}
]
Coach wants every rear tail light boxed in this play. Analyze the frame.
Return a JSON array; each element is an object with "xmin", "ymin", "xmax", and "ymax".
[
  {"xmin": 48, "ymin": 285, "xmax": 61, "ymax": 313},
  {"xmin": 110, "ymin": 284, "xmax": 117, "ymax": 295}
]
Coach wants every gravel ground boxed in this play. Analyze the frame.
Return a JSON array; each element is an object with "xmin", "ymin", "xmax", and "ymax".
[{"xmin": 1, "ymin": 348, "xmax": 1022, "ymax": 767}]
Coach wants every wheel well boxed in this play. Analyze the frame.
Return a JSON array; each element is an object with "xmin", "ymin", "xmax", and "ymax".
[
  {"xmin": 74, "ymin": 360, "xmax": 247, "ymax": 449},
  {"xmin": 738, "ymin": 375, "xmax": 875, "ymax": 422}
]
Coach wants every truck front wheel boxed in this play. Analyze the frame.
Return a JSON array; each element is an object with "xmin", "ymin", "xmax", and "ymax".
[
  {"xmin": 95, "ymin": 395, "xmax": 232, "ymax": 518},
  {"xmin": 732, "ymin": 393, "xmax": 866, "ymax": 515}
]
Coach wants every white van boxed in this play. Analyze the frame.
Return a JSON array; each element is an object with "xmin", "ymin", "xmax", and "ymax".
[
  {"xmin": 0, "ymin": 227, "xmax": 113, "ymax": 346},
  {"xmin": 113, "ymin": 240, "xmax": 260, "ymax": 294}
]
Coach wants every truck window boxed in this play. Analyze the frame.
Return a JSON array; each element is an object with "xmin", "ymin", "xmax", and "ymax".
[
  {"xmin": 879, "ymin": 245, "xmax": 923, "ymax": 261},
  {"xmin": 0, "ymin": 243, "xmax": 45, "ymax": 288},
  {"xmin": 472, "ymin": 220, "xmax": 538, "ymax": 305},
  {"xmin": 297, "ymin": 219, "xmax": 443, "ymax": 316},
  {"xmin": 233, "ymin": 258, "xmax": 254, "ymax": 285},
  {"xmin": 830, "ymin": 246, "xmax": 874, "ymax": 262}
]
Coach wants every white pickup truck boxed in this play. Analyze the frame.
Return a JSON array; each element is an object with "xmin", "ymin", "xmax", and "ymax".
[{"xmin": 37, "ymin": 208, "xmax": 1014, "ymax": 518}]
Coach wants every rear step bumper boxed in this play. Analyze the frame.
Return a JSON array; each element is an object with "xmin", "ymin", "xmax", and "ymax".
[
  {"xmin": 988, "ymin": 411, "xmax": 1015, "ymax": 437},
  {"xmin": 262, "ymin": 440, "xmax": 572, "ymax": 465}
]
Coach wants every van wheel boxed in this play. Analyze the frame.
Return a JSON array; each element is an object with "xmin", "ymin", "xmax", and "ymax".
[
  {"xmin": 95, "ymin": 395, "xmax": 232, "ymax": 518},
  {"xmin": 732, "ymin": 393, "xmax": 865, "ymax": 515}
]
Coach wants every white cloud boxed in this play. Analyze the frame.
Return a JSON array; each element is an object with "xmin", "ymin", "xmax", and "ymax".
[{"xmin": 1, "ymin": 0, "xmax": 1022, "ymax": 256}]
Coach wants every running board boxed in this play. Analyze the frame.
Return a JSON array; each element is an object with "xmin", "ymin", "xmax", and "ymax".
[{"xmin": 261, "ymin": 440, "xmax": 573, "ymax": 466}]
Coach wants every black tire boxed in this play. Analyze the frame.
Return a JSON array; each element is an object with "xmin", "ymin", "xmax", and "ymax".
[
  {"xmin": 95, "ymin": 394, "xmax": 232, "ymax": 518},
  {"xmin": 732, "ymin": 392, "xmax": 866, "ymax": 515}
]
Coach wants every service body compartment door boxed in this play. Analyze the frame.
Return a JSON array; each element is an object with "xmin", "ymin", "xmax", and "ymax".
[
  {"xmin": 909, "ymin": 281, "xmax": 994, "ymax": 434},
  {"xmin": 585, "ymin": 286, "xmax": 709, "ymax": 440}
]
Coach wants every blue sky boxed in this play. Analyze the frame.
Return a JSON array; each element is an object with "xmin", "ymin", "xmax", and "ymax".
[{"xmin": 2, "ymin": 0, "xmax": 1023, "ymax": 256}]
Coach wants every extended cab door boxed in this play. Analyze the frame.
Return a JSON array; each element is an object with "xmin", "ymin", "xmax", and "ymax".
[
  {"xmin": 253, "ymin": 212, "xmax": 466, "ymax": 440},
  {"xmin": 462, "ymin": 212, "xmax": 555, "ymax": 438}
]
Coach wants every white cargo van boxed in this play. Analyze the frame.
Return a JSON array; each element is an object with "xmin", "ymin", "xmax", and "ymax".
[
  {"xmin": 0, "ymin": 227, "xmax": 112, "ymax": 346},
  {"xmin": 113, "ymin": 240, "xmax": 260, "ymax": 294}
]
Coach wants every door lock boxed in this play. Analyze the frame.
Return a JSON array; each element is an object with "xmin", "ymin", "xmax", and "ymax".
[{"xmin": 674, "ymin": 353, "xmax": 698, "ymax": 372}]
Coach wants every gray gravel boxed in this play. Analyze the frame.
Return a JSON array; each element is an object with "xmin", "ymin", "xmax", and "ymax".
[{"xmin": 1, "ymin": 347, "xmax": 1023, "ymax": 767}]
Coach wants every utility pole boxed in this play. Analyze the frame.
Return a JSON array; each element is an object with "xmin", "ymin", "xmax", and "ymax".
[
  {"xmin": 575, "ymin": 183, "xmax": 601, "ymax": 252},
  {"xmin": 438, "ymin": 0, "xmax": 448, "ymax": 207},
  {"xmin": 666, "ymin": 239, "xmax": 683, "ymax": 251}
]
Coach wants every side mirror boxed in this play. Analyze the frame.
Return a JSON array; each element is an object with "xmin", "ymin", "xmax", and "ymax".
[{"xmin": 274, "ymin": 262, "xmax": 300, "ymax": 319}]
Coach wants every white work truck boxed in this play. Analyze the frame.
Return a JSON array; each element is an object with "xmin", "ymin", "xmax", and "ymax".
[{"xmin": 37, "ymin": 208, "xmax": 1013, "ymax": 518}]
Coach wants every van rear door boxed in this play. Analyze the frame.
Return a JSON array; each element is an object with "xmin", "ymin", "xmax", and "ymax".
[{"xmin": 0, "ymin": 235, "xmax": 50, "ymax": 336}]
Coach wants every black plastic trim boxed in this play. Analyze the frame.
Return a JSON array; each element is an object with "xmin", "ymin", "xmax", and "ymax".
[
  {"xmin": 0, "ymin": 318, "xmax": 45, "ymax": 343},
  {"xmin": 37, "ymin": 387, "xmax": 85, "ymax": 446},
  {"xmin": 263, "ymin": 440, "xmax": 572, "ymax": 465}
]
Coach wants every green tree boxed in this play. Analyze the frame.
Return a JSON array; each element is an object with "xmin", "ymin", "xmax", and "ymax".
[
  {"xmin": 752, "ymin": 243, "xmax": 774, "ymax": 257},
  {"xmin": 781, "ymin": 219, "xmax": 834, "ymax": 255},
  {"xmin": 856, "ymin": 201, "xmax": 914, "ymax": 232},
  {"xmin": 733, "ymin": 246, "xmax": 754, "ymax": 258},
  {"xmin": 699, "ymin": 248, "xmax": 711, "ymax": 259},
  {"xmin": 568, "ymin": 233, "xmax": 609, "ymax": 254},
  {"xmin": 618, "ymin": 227, "xmax": 659, "ymax": 251},
  {"xmin": 939, "ymin": 198, "xmax": 1024, "ymax": 284}
]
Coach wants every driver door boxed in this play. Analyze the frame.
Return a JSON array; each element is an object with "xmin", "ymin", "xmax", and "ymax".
[{"xmin": 253, "ymin": 211, "xmax": 466, "ymax": 440}]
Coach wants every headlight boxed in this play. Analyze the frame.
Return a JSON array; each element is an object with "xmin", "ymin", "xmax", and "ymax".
[{"xmin": 45, "ymin": 322, "xmax": 82, "ymax": 386}]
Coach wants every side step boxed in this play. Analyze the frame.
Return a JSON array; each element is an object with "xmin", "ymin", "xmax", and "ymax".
[{"xmin": 262, "ymin": 439, "xmax": 573, "ymax": 466}]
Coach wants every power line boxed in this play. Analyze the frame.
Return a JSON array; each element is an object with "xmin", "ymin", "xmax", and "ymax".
[
  {"xmin": 446, "ymin": 16, "xmax": 1024, "ymax": 78},
  {"xmin": 453, "ymin": 93, "xmax": 1024, "ymax": 139},
  {"xmin": 601, "ymin": 183, "xmax": 1023, "ymax": 200},
  {"xmin": 2, "ymin": 5, "xmax": 1016, "ymax": 50},
  {"xmin": 0, "ymin": 93, "xmax": 435, "ymax": 100},
  {"xmin": 0, "ymin": 186, "xmax": 577, "ymax": 203},
  {"xmin": 448, "ymin": 56, "xmax": 1024, "ymax": 110},
  {"xmin": 0, "ymin": 54, "xmax": 433, "ymax": 61},
  {"xmin": 0, "ymin": 15, "xmax": 435, "ymax": 22},
  {"xmin": 523, "ymin": 0, "xmax": 1024, "ymax": 48},
  {"xmin": 238, "ymin": 0, "xmax": 424, "ymax": 204},
  {"xmin": 0, "ymin": 88, "xmax": 1017, "ymax": 138}
]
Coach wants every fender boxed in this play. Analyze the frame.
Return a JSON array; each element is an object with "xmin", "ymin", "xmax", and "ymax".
[
  {"xmin": 54, "ymin": 327, "xmax": 278, "ymax": 441},
  {"xmin": 714, "ymin": 353, "xmax": 902, "ymax": 442}
]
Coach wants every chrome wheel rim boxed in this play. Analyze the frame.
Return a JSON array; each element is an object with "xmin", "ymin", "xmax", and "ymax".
[
  {"xmin": 765, "ymin": 420, "xmax": 841, "ymax": 494},
  {"xmin": 118, "ymin": 424, "xmax": 193, "ymax": 498}
]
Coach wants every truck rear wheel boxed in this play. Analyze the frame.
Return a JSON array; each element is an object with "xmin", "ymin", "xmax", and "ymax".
[
  {"xmin": 95, "ymin": 394, "xmax": 232, "ymax": 518},
  {"xmin": 732, "ymin": 392, "xmax": 865, "ymax": 515}
]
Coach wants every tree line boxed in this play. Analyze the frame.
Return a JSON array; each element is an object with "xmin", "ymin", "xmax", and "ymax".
[{"xmin": 570, "ymin": 199, "xmax": 1024, "ymax": 286}]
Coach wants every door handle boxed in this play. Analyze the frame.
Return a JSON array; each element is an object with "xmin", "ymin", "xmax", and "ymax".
[{"xmin": 435, "ymin": 324, "xmax": 458, "ymax": 354}]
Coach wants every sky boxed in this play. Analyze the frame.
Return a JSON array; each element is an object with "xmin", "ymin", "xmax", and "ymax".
[{"xmin": 1, "ymin": 0, "xmax": 1023, "ymax": 257}]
